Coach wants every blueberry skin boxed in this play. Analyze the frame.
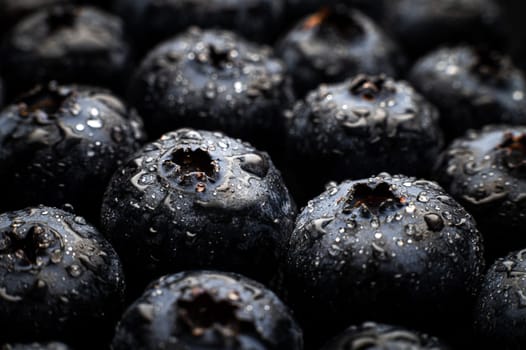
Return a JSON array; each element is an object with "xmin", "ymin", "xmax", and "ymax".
[
  {"xmin": 114, "ymin": 0, "xmax": 284, "ymax": 52},
  {"xmin": 0, "ymin": 206, "xmax": 125, "ymax": 346},
  {"xmin": 101, "ymin": 129, "xmax": 296, "ymax": 289},
  {"xmin": 277, "ymin": 7, "xmax": 405, "ymax": 97},
  {"xmin": 0, "ymin": 83, "xmax": 146, "ymax": 221},
  {"xmin": 434, "ymin": 125, "xmax": 526, "ymax": 261},
  {"xmin": 1, "ymin": 5, "xmax": 131, "ymax": 97},
  {"xmin": 382, "ymin": 0, "xmax": 506, "ymax": 57},
  {"xmin": 281, "ymin": 174, "xmax": 484, "ymax": 343},
  {"xmin": 128, "ymin": 28, "xmax": 293, "ymax": 153},
  {"xmin": 474, "ymin": 249, "xmax": 526, "ymax": 350},
  {"xmin": 410, "ymin": 47, "xmax": 526, "ymax": 140},
  {"xmin": 321, "ymin": 322, "xmax": 449, "ymax": 350},
  {"xmin": 112, "ymin": 271, "xmax": 303, "ymax": 350},
  {"xmin": 286, "ymin": 75, "xmax": 443, "ymax": 203},
  {"xmin": 1, "ymin": 343, "xmax": 71, "ymax": 350}
]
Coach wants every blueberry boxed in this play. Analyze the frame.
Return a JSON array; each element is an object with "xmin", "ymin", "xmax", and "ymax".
[
  {"xmin": 0, "ymin": 83, "xmax": 146, "ymax": 222},
  {"xmin": 382, "ymin": 0, "xmax": 506, "ymax": 57},
  {"xmin": 280, "ymin": 174, "xmax": 484, "ymax": 345},
  {"xmin": 1, "ymin": 343, "xmax": 70, "ymax": 350},
  {"xmin": 114, "ymin": 0, "xmax": 285, "ymax": 52},
  {"xmin": 1, "ymin": 5, "xmax": 131, "ymax": 97},
  {"xmin": 112, "ymin": 271, "xmax": 303, "ymax": 350},
  {"xmin": 0, "ymin": 206, "xmax": 125, "ymax": 346},
  {"xmin": 277, "ymin": 7, "xmax": 405, "ymax": 96},
  {"xmin": 474, "ymin": 249, "xmax": 526, "ymax": 350},
  {"xmin": 321, "ymin": 322, "xmax": 449, "ymax": 350},
  {"xmin": 434, "ymin": 125, "xmax": 526, "ymax": 261},
  {"xmin": 410, "ymin": 46, "xmax": 526, "ymax": 140},
  {"xmin": 285, "ymin": 75, "xmax": 443, "ymax": 204},
  {"xmin": 128, "ymin": 28, "xmax": 292, "ymax": 155},
  {"xmin": 101, "ymin": 129, "xmax": 296, "ymax": 292}
]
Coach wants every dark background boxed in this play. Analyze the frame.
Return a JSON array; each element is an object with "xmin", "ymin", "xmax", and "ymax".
[{"xmin": 501, "ymin": 0, "xmax": 526, "ymax": 70}]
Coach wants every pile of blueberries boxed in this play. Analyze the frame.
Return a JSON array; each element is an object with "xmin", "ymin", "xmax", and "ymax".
[{"xmin": 1, "ymin": 0, "xmax": 526, "ymax": 349}]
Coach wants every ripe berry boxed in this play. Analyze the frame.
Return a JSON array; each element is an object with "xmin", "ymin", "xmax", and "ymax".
[
  {"xmin": 281, "ymin": 174, "xmax": 484, "ymax": 345},
  {"xmin": 434, "ymin": 125, "xmax": 526, "ymax": 261},
  {"xmin": 0, "ymin": 83, "xmax": 145, "ymax": 221},
  {"xmin": 112, "ymin": 271, "xmax": 303, "ymax": 350},
  {"xmin": 101, "ymin": 129, "xmax": 296, "ymax": 292},
  {"xmin": 277, "ymin": 7, "xmax": 405, "ymax": 96},
  {"xmin": 410, "ymin": 46, "xmax": 526, "ymax": 139},
  {"xmin": 0, "ymin": 206, "xmax": 125, "ymax": 347},
  {"xmin": 128, "ymin": 28, "xmax": 292, "ymax": 154},
  {"xmin": 286, "ymin": 74, "xmax": 443, "ymax": 203},
  {"xmin": 1, "ymin": 5, "xmax": 131, "ymax": 97},
  {"xmin": 474, "ymin": 248, "xmax": 526, "ymax": 350}
]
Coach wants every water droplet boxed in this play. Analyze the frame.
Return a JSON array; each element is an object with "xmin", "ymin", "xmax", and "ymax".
[
  {"xmin": 75, "ymin": 124, "xmax": 85, "ymax": 131},
  {"xmin": 310, "ymin": 217, "xmax": 334, "ymax": 238},
  {"xmin": 50, "ymin": 249, "xmax": 63, "ymax": 264},
  {"xmin": 417, "ymin": 192, "xmax": 429, "ymax": 203},
  {"xmin": 67, "ymin": 264, "xmax": 82, "ymax": 277},
  {"xmin": 239, "ymin": 153, "xmax": 269, "ymax": 178},
  {"xmin": 90, "ymin": 108, "xmax": 100, "ymax": 117},
  {"xmin": 70, "ymin": 104, "xmax": 81, "ymax": 115},
  {"xmin": 424, "ymin": 213, "xmax": 444, "ymax": 232},
  {"xmin": 73, "ymin": 216, "xmax": 86, "ymax": 225},
  {"xmin": 513, "ymin": 91, "xmax": 524, "ymax": 101},
  {"xmin": 86, "ymin": 118, "xmax": 103, "ymax": 129}
]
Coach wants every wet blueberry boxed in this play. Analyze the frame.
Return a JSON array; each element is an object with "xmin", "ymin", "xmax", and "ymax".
[
  {"xmin": 0, "ymin": 206, "xmax": 125, "ymax": 347},
  {"xmin": 100, "ymin": 129, "xmax": 296, "ymax": 293},
  {"xmin": 321, "ymin": 322, "xmax": 449, "ymax": 350},
  {"xmin": 410, "ymin": 46, "xmax": 526, "ymax": 140},
  {"xmin": 0, "ymin": 83, "xmax": 146, "ymax": 222},
  {"xmin": 285, "ymin": 74, "xmax": 443, "ymax": 204},
  {"xmin": 112, "ymin": 271, "xmax": 303, "ymax": 350},
  {"xmin": 382, "ymin": 0, "xmax": 506, "ymax": 57},
  {"xmin": 474, "ymin": 249, "xmax": 526, "ymax": 350},
  {"xmin": 1, "ymin": 343, "xmax": 70, "ymax": 350},
  {"xmin": 434, "ymin": 125, "xmax": 526, "ymax": 261},
  {"xmin": 128, "ymin": 28, "xmax": 293, "ymax": 155},
  {"xmin": 277, "ymin": 7, "xmax": 405, "ymax": 96},
  {"xmin": 114, "ymin": 0, "xmax": 285, "ymax": 52},
  {"xmin": 281, "ymin": 173, "xmax": 484, "ymax": 346},
  {"xmin": 1, "ymin": 5, "xmax": 131, "ymax": 97}
]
